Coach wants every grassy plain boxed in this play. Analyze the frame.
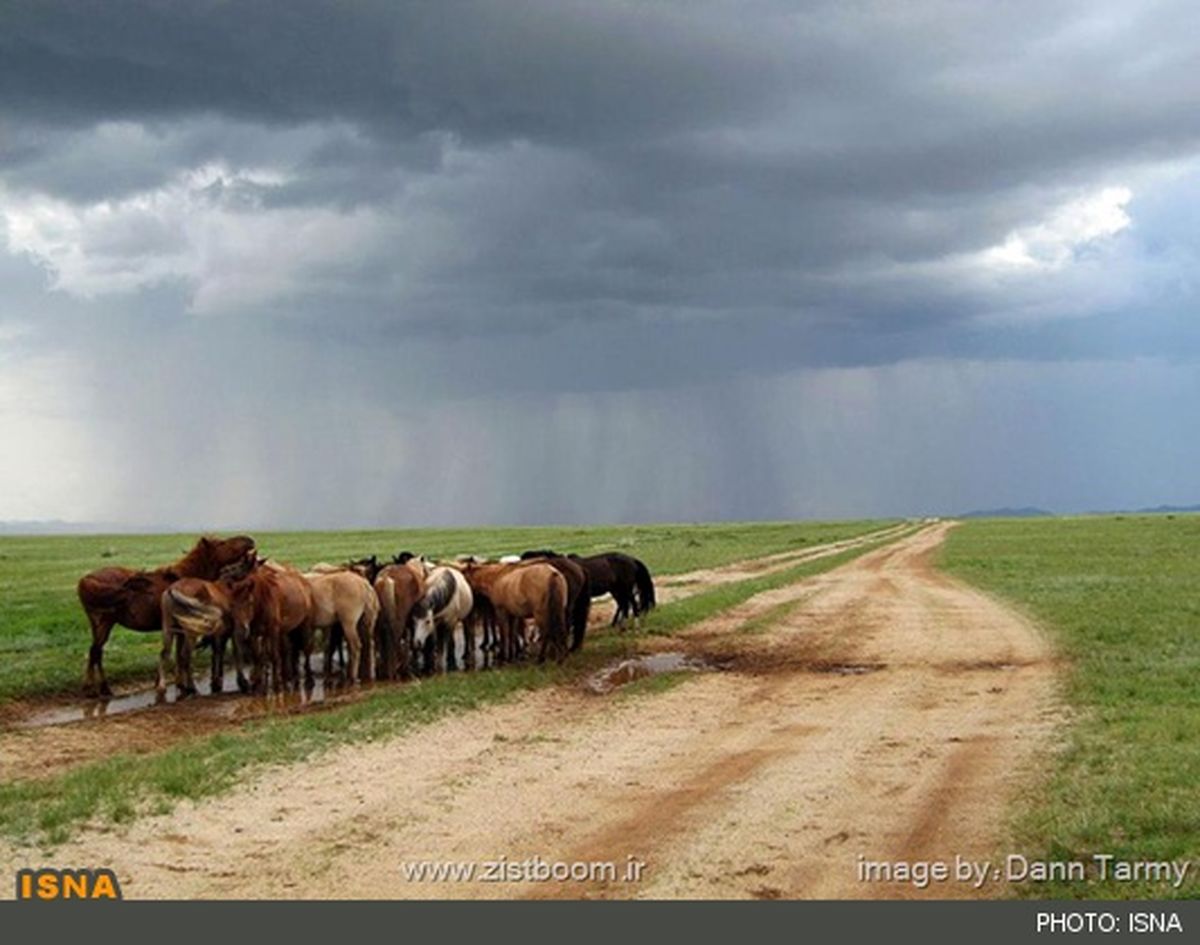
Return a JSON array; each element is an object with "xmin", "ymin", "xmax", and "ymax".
[{"xmin": 941, "ymin": 514, "xmax": 1200, "ymax": 898}]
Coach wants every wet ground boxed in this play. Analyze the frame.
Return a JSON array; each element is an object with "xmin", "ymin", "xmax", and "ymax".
[{"xmin": 585, "ymin": 651, "xmax": 714, "ymax": 694}]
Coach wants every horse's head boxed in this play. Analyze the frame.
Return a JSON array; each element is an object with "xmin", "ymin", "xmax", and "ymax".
[
  {"xmin": 347, "ymin": 555, "xmax": 380, "ymax": 581},
  {"xmin": 411, "ymin": 602, "xmax": 434, "ymax": 648},
  {"xmin": 226, "ymin": 572, "xmax": 262, "ymax": 642}
]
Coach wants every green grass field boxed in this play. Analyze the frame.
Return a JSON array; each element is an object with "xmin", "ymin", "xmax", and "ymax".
[
  {"xmin": 0, "ymin": 521, "xmax": 904, "ymax": 845},
  {"xmin": 0, "ymin": 519, "xmax": 888, "ymax": 704},
  {"xmin": 941, "ymin": 514, "xmax": 1200, "ymax": 899}
]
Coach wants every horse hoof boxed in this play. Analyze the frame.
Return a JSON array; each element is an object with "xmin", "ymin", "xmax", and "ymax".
[{"xmin": 99, "ymin": 683, "xmax": 113, "ymax": 698}]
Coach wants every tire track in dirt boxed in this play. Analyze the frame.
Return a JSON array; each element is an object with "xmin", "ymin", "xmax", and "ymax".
[{"xmin": 0, "ymin": 523, "xmax": 1063, "ymax": 900}]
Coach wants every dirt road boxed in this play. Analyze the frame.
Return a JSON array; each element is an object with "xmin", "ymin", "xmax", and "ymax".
[{"xmin": 0, "ymin": 523, "xmax": 1062, "ymax": 899}]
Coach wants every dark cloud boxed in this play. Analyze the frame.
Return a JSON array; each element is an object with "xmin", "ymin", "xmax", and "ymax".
[{"xmin": 1, "ymin": 2, "xmax": 1199, "ymax": 524}]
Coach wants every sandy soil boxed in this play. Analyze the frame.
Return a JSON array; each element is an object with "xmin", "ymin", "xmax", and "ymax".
[{"xmin": 0, "ymin": 523, "xmax": 1063, "ymax": 899}]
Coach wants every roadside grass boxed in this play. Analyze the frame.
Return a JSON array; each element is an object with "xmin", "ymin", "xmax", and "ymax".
[
  {"xmin": 940, "ymin": 514, "xmax": 1200, "ymax": 899},
  {"xmin": 0, "ymin": 519, "xmax": 890, "ymax": 704},
  {"xmin": 0, "ymin": 522, "xmax": 906, "ymax": 846}
]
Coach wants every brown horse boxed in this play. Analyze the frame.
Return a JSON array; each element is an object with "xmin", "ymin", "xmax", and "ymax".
[
  {"xmin": 519, "ymin": 551, "xmax": 592, "ymax": 651},
  {"xmin": 77, "ymin": 535, "xmax": 256, "ymax": 696},
  {"xmin": 461, "ymin": 562, "xmax": 569, "ymax": 664},
  {"xmin": 228, "ymin": 563, "xmax": 314, "ymax": 693},
  {"xmin": 157, "ymin": 577, "xmax": 249, "ymax": 698},
  {"xmin": 373, "ymin": 558, "xmax": 426, "ymax": 679}
]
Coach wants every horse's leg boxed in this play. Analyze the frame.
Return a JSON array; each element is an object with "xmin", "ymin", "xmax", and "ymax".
[
  {"xmin": 536, "ymin": 614, "xmax": 550, "ymax": 664},
  {"xmin": 156, "ymin": 627, "xmax": 173, "ymax": 701},
  {"xmin": 341, "ymin": 617, "xmax": 361, "ymax": 684},
  {"xmin": 211, "ymin": 634, "xmax": 226, "ymax": 693},
  {"xmin": 84, "ymin": 612, "xmax": 115, "ymax": 698},
  {"xmin": 432, "ymin": 621, "xmax": 445, "ymax": 674},
  {"xmin": 423, "ymin": 634, "xmax": 436, "ymax": 676},
  {"xmin": 233, "ymin": 629, "xmax": 250, "ymax": 693},
  {"xmin": 503, "ymin": 615, "xmax": 515, "ymax": 663},
  {"xmin": 302, "ymin": 620, "xmax": 315, "ymax": 689},
  {"xmin": 463, "ymin": 614, "xmax": 476, "ymax": 671},
  {"xmin": 359, "ymin": 611, "xmax": 375, "ymax": 683},
  {"xmin": 374, "ymin": 604, "xmax": 391, "ymax": 681},
  {"xmin": 323, "ymin": 626, "xmax": 337, "ymax": 682},
  {"xmin": 272, "ymin": 633, "xmax": 285, "ymax": 690},
  {"xmin": 248, "ymin": 635, "xmax": 261, "ymax": 694},
  {"xmin": 614, "ymin": 589, "xmax": 633, "ymax": 629},
  {"xmin": 177, "ymin": 634, "xmax": 197, "ymax": 697}
]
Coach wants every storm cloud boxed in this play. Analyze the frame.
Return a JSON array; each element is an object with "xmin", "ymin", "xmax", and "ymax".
[{"xmin": 1, "ymin": 1, "xmax": 1198, "ymax": 527}]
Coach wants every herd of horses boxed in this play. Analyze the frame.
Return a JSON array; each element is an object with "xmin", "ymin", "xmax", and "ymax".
[{"xmin": 75, "ymin": 535, "xmax": 656, "ymax": 699}]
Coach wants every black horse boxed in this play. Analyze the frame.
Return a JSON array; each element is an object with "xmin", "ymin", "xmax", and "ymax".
[{"xmin": 526, "ymin": 550, "xmax": 654, "ymax": 627}]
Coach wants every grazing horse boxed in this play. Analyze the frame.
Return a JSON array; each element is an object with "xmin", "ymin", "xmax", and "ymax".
[
  {"xmin": 228, "ymin": 563, "xmax": 314, "ymax": 693},
  {"xmin": 373, "ymin": 558, "xmax": 426, "ymax": 679},
  {"xmin": 519, "ymin": 551, "xmax": 592, "ymax": 651},
  {"xmin": 77, "ymin": 534, "xmax": 256, "ymax": 696},
  {"xmin": 461, "ymin": 562, "xmax": 569, "ymax": 664},
  {"xmin": 157, "ymin": 578, "xmax": 249, "ymax": 698},
  {"xmin": 304, "ymin": 570, "xmax": 380, "ymax": 684},
  {"xmin": 411, "ymin": 567, "xmax": 474, "ymax": 674},
  {"xmin": 569, "ymin": 552, "xmax": 654, "ymax": 627}
]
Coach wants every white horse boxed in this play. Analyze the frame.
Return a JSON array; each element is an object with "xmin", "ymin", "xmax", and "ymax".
[{"xmin": 412, "ymin": 566, "xmax": 474, "ymax": 673}]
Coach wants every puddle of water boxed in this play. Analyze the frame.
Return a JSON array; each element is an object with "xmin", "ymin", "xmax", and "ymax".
[
  {"xmin": 14, "ymin": 627, "xmax": 504, "ymax": 730},
  {"xmin": 586, "ymin": 651, "xmax": 711, "ymax": 694},
  {"xmin": 804, "ymin": 660, "xmax": 885, "ymax": 676}
]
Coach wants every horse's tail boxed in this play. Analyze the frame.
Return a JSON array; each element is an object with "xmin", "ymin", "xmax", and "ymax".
[
  {"xmin": 167, "ymin": 587, "xmax": 223, "ymax": 638},
  {"xmin": 633, "ymin": 558, "xmax": 656, "ymax": 612},
  {"xmin": 357, "ymin": 588, "xmax": 380, "ymax": 678},
  {"xmin": 375, "ymin": 575, "xmax": 397, "ymax": 635},
  {"xmin": 546, "ymin": 574, "xmax": 568, "ymax": 661},
  {"xmin": 360, "ymin": 585, "xmax": 380, "ymax": 637},
  {"xmin": 570, "ymin": 582, "xmax": 590, "ymax": 651}
]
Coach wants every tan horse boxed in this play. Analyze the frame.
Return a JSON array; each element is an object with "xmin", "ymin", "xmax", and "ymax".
[
  {"xmin": 461, "ymin": 562, "xmax": 569, "ymax": 664},
  {"xmin": 77, "ymin": 534, "xmax": 256, "ymax": 696},
  {"xmin": 157, "ymin": 577, "xmax": 249, "ymax": 697},
  {"xmin": 228, "ymin": 563, "xmax": 314, "ymax": 693},
  {"xmin": 304, "ymin": 570, "xmax": 380, "ymax": 683},
  {"xmin": 373, "ymin": 558, "xmax": 426, "ymax": 679}
]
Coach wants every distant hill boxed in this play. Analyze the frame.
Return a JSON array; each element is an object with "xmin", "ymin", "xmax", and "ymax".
[
  {"xmin": 958, "ymin": 507, "xmax": 1055, "ymax": 519},
  {"xmin": 1133, "ymin": 504, "xmax": 1200, "ymax": 515}
]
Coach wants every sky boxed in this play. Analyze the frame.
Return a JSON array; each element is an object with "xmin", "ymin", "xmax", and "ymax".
[{"xmin": 1, "ymin": 1, "xmax": 1198, "ymax": 529}]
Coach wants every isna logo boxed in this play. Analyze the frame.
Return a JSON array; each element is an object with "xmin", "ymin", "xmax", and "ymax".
[{"xmin": 15, "ymin": 868, "xmax": 123, "ymax": 900}]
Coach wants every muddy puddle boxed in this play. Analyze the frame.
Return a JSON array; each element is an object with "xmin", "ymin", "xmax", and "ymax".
[
  {"xmin": 13, "ymin": 667, "xmax": 356, "ymax": 729},
  {"xmin": 11, "ymin": 633, "xmax": 504, "ymax": 731},
  {"xmin": 801, "ymin": 660, "xmax": 885, "ymax": 676},
  {"xmin": 586, "ymin": 651, "xmax": 714, "ymax": 694}
]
